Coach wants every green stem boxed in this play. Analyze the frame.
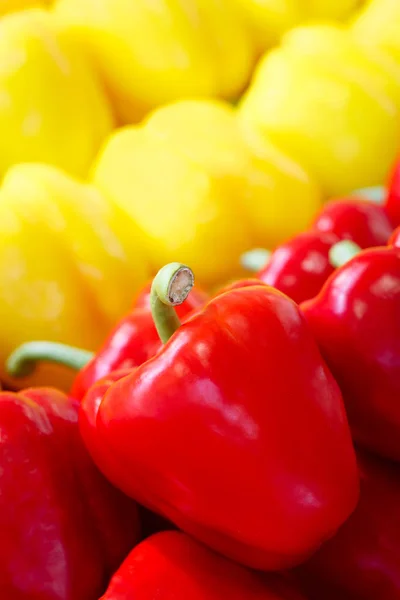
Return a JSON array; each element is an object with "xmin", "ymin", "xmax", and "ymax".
[
  {"xmin": 151, "ymin": 263, "xmax": 194, "ymax": 344},
  {"xmin": 329, "ymin": 240, "xmax": 362, "ymax": 269},
  {"xmin": 351, "ymin": 185, "xmax": 385, "ymax": 205},
  {"xmin": 6, "ymin": 341, "xmax": 94, "ymax": 378},
  {"xmin": 240, "ymin": 248, "xmax": 271, "ymax": 272}
]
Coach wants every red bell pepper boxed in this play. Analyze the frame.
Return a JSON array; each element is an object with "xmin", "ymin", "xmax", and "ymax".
[
  {"xmin": 81, "ymin": 262, "xmax": 359, "ymax": 571},
  {"xmin": 386, "ymin": 156, "xmax": 400, "ymax": 227},
  {"xmin": 101, "ymin": 531, "xmax": 307, "ymax": 600},
  {"xmin": 390, "ymin": 226, "xmax": 400, "ymax": 248},
  {"xmin": 241, "ymin": 195, "xmax": 393, "ymax": 306},
  {"xmin": 80, "ymin": 367, "xmax": 174, "ymax": 541},
  {"xmin": 296, "ymin": 451, "xmax": 400, "ymax": 600},
  {"xmin": 312, "ymin": 196, "xmax": 393, "ymax": 248},
  {"xmin": 71, "ymin": 309, "xmax": 162, "ymax": 400},
  {"xmin": 80, "ymin": 368, "xmax": 138, "ymax": 492},
  {"xmin": 302, "ymin": 241, "xmax": 400, "ymax": 462},
  {"xmin": 256, "ymin": 231, "xmax": 339, "ymax": 304},
  {"xmin": 0, "ymin": 386, "xmax": 140, "ymax": 600},
  {"xmin": 6, "ymin": 280, "xmax": 207, "ymax": 401}
]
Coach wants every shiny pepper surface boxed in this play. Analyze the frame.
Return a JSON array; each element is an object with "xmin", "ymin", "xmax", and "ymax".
[
  {"xmin": 313, "ymin": 196, "xmax": 393, "ymax": 248},
  {"xmin": 0, "ymin": 386, "xmax": 139, "ymax": 600},
  {"xmin": 240, "ymin": 24, "xmax": 400, "ymax": 196},
  {"xmin": 81, "ymin": 281, "xmax": 358, "ymax": 570},
  {"xmin": 54, "ymin": 0, "xmax": 255, "ymax": 123},
  {"xmin": 390, "ymin": 227, "xmax": 400, "ymax": 247},
  {"xmin": 386, "ymin": 157, "xmax": 400, "ymax": 227},
  {"xmin": 70, "ymin": 310, "xmax": 161, "ymax": 402},
  {"xmin": 302, "ymin": 245, "xmax": 400, "ymax": 462},
  {"xmin": 298, "ymin": 452, "xmax": 400, "ymax": 600},
  {"xmin": 80, "ymin": 369, "xmax": 135, "ymax": 492},
  {"xmin": 0, "ymin": 163, "xmax": 149, "ymax": 390},
  {"xmin": 0, "ymin": 9, "xmax": 113, "ymax": 178},
  {"xmin": 257, "ymin": 231, "xmax": 339, "ymax": 304},
  {"xmin": 101, "ymin": 531, "xmax": 307, "ymax": 600},
  {"xmin": 92, "ymin": 99, "xmax": 321, "ymax": 287}
]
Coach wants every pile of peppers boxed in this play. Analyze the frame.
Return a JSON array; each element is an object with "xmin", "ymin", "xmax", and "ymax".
[
  {"xmin": 1, "ymin": 1, "xmax": 400, "ymax": 598},
  {"xmin": 0, "ymin": 153, "xmax": 398, "ymax": 600},
  {"xmin": 3, "ymin": 0, "xmax": 400, "ymax": 383}
]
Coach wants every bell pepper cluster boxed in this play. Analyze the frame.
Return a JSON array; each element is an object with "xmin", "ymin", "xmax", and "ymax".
[
  {"xmin": 1, "ymin": 1, "xmax": 400, "ymax": 599},
  {"xmin": 241, "ymin": 189, "xmax": 393, "ymax": 305},
  {"xmin": 2, "ymin": 157, "xmax": 398, "ymax": 599},
  {"xmin": 2, "ymin": 0, "xmax": 400, "ymax": 379}
]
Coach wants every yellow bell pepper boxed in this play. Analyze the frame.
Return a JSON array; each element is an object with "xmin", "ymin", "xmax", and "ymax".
[
  {"xmin": 232, "ymin": 0, "xmax": 363, "ymax": 53},
  {"xmin": 0, "ymin": 0, "xmax": 52, "ymax": 15},
  {"xmin": 91, "ymin": 99, "xmax": 321, "ymax": 287},
  {"xmin": 0, "ymin": 8, "xmax": 114, "ymax": 179},
  {"xmin": 239, "ymin": 24, "xmax": 400, "ymax": 196},
  {"xmin": 351, "ymin": 0, "xmax": 400, "ymax": 63},
  {"xmin": 53, "ymin": 0, "xmax": 255, "ymax": 123},
  {"xmin": 0, "ymin": 163, "xmax": 150, "ymax": 390}
]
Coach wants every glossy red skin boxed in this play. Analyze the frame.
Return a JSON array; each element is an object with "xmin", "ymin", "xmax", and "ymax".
[
  {"xmin": 71, "ymin": 309, "xmax": 161, "ymax": 401},
  {"xmin": 386, "ymin": 158, "xmax": 400, "ymax": 227},
  {"xmin": 257, "ymin": 231, "xmax": 339, "ymax": 304},
  {"xmin": 133, "ymin": 281, "xmax": 208, "ymax": 311},
  {"xmin": 81, "ymin": 285, "xmax": 359, "ymax": 571},
  {"xmin": 389, "ymin": 226, "xmax": 400, "ymax": 248},
  {"xmin": 302, "ymin": 246, "xmax": 400, "ymax": 461},
  {"xmin": 0, "ymin": 387, "xmax": 140, "ymax": 600},
  {"xmin": 297, "ymin": 451, "xmax": 400, "ymax": 600},
  {"xmin": 101, "ymin": 531, "xmax": 307, "ymax": 600},
  {"xmin": 80, "ymin": 368, "xmax": 173, "ymax": 541},
  {"xmin": 72, "ymin": 286, "xmax": 207, "ymax": 401},
  {"xmin": 80, "ymin": 369, "xmax": 135, "ymax": 489},
  {"xmin": 313, "ymin": 197, "xmax": 393, "ymax": 248}
]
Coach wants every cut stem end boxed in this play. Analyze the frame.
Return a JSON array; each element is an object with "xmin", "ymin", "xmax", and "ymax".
[{"xmin": 151, "ymin": 263, "xmax": 195, "ymax": 344}]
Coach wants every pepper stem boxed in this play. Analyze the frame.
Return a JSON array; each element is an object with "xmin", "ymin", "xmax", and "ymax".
[
  {"xmin": 240, "ymin": 248, "xmax": 271, "ymax": 272},
  {"xmin": 6, "ymin": 341, "xmax": 94, "ymax": 378},
  {"xmin": 329, "ymin": 240, "xmax": 362, "ymax": 269},
  {"xmin": 151, "ymin": 263, "xmax": 194, "ymax": 344},
  {"xmin": 351, "ymin": 185, "xmax": 385, "ymax": 205}
]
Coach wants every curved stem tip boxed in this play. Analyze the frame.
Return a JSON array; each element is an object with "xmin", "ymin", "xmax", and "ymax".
[{"xmin": 150, "ymin": 263, "xmax": 194, "ymax": 344}]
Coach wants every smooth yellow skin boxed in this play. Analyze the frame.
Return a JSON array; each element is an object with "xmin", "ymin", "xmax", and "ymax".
[
  {"xmin": 351, "ymin": 0, "xmax": 400, "ymax": 63},
  {"xmin": 303, "ymin": 0, "xmax": 363, "ymax": 18},
  {"xmin": 53, "ymin": 0, "xmax": 255, "ymax": 123},
  {"xmin": 239, "ymin": 25, "xmax": 400, "ymax": 196},
  {"xmin": 283, "ymin": 25, "xmax": 400, "ymax": 106},
  {"xmin": 92, "ymin": 100, "xmax": 321, "ymax": 287},
  {"xmin": 0, "ymin": 9, "xmax": 113, "ymax": 179},
  {"xmin": 0, "ymin": 164, "xmax": 150, "ymax": 390},
  {"xmin": 0, "ymin": 0, "xmax": 52, "ymax": 14},
  {"xmin": 232, "ymin": 0, "xmax": 363, "ymax": 52}
]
